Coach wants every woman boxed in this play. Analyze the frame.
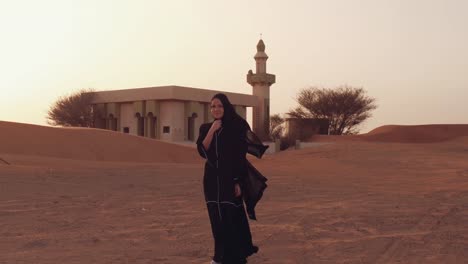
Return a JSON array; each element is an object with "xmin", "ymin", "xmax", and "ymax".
[{"xmin": 196, "ymin": 93, "xmax": 259, "ymax": 264}]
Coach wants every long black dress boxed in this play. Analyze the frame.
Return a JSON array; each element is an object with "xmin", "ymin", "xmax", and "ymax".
[{"xmin": 196, "ymin": 119, "xmax": 258, "ymax": 264}]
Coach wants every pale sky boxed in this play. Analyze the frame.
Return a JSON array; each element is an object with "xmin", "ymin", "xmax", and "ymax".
[{"xmin": 0, "ymin": 0, "xmax": 467, "ymax": 133}]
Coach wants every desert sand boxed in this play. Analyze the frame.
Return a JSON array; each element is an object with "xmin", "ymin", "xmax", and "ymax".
[{"xmin": 1, "ymin": 121, "xmax": 468, "ymax": 264}]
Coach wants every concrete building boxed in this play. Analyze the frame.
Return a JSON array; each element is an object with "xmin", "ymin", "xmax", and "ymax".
[
  {"xmin": 90, "ymin": 86, "xmax": 256, "ymax": 142},
  {"xmin": 90, "ymin": 39, "xmax": 276, "ymax": 142},
  {"xmin": 284, "ymin": 118, "xmax": 330, "ymax": 141}
]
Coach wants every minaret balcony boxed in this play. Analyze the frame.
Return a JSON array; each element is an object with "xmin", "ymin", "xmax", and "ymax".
[{"xmin": 247, "ymin": 72, "xmax": 276, "ymax": 85}]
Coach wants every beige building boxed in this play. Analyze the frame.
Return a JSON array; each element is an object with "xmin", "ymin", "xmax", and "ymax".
[
  {"xmin": 90, "ymin": 39, "xmax": 275, "ymax": 142},
  {"xmin": 283, "ymin": 118, "xmax": 330, "ymax": 141}
]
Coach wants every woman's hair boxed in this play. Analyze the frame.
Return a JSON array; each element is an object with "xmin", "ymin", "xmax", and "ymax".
[{"xmin": 211, "ymin": 93, "xmax": 244, "ymax": 127}]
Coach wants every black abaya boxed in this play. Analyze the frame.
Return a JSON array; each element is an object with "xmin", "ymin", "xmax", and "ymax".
[{"xmin": 196, "ymin": 119, "xmax": 258, "ymax": 263}]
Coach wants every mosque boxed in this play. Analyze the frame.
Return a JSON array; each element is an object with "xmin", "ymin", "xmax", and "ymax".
[{"xmin": 90, "ymin": 39, "xmax": 275, "ymax": 142}]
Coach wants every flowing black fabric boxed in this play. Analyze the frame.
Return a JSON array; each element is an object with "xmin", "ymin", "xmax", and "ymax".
[
  {"xmin": 196, "ymin": 119, "xmax": 265, "ymax": 263},
  {"xmin": 243, "ymin": 159, "xmax": 268, "ymax": 220},
  {"xmin": 246, "ymin": 129, "xmax": 269, "ymax": 159},
  {"xmin": 243, "ymin": 129, "xmax": 269, "ymax": 220}
]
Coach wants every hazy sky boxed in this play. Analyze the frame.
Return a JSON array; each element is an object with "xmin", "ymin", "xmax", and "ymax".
[{"xmin": 0, "ymin": 0, "xmax": 467, "ymax": 133}]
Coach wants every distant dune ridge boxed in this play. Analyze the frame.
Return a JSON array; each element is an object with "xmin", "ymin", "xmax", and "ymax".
[
  {"xmin": 309, "ymin": 124, "xmax": 468, "ymax": 143},
  {"xmin": 0, "ymin": 121, "xmax": 199, "ymax": 163},
  {"xmin": 363, "ymin": 124, "xmax": 468, "ymax": 143},
  {"xmin": 2, "ymin": 122, "xmax": 468, "ymax": 164}
]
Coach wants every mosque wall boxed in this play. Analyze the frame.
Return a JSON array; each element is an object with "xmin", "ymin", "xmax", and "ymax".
[
  {"xmin": 160, "ymin": 101, "xmax": 185, "ymax": 141},
  {"xmin": 120, "ymin": 103, "xmax": 137, "ymax": 135}
]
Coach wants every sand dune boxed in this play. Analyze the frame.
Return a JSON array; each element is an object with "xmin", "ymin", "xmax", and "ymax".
[
  {"xmin": 1, "ymin": 121, "xmax": 468, "ymax": 263},
  {"xmin": 363, "ymin": 124, "xmax": 468, "ymax": 143},
  {"xmin": 0, "ymin": 121, "xmax": 199, "ymax": 164},
  {"xmin": 309, "ymin": 124, "xmax": 468, "ymax": 143}
]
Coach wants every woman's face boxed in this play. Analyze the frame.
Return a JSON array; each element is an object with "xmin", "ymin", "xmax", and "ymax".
[{"xmin": 210, "ymin": 98, "xmax": 224, "ymax": 120}]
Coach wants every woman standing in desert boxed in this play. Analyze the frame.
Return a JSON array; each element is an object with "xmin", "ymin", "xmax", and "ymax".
[{"xmin": 196, "ymin": 93, "xmax": 259, "ymax": 264}]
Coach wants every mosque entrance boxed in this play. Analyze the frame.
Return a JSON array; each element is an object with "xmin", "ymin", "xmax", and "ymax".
[
  {"xmin": 108, "ymin": 114, "xmax": 118, "ymax": 131},
  {"xmin": 147, "ymin": 113, "xmax": 157, "ymax": 139},
  {"xmin": 188, "ymin": 113, "xmax": 197, "ymax": 141},
  {"xmin": 136, "ymin": 113, "xmax": 144, "ymax": 136}
]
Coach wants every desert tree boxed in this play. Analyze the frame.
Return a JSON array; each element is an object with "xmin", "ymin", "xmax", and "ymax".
[
  {"xmin": 287, "ymin": 85, "xmax": 377, "ymax": 135},
  {"xmin": 46, "ymin": 88, "xmax": 97, "ymax": 127}
]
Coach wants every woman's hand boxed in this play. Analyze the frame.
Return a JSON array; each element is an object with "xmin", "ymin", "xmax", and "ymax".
[
  {"xmin": 202, "ymin": 120, "xmax": 222, "ymax": 151},
  {"xmin": 234, "ymin": 183, "xmax": 242, "ymax": 197},
  {"xmin": 210, "ymin": 120, "xmax": 222, "ymax": 133}
]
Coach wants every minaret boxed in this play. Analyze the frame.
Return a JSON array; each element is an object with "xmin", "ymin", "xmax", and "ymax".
[{"xmin": 247, "ymin": 39, "xmax": 276, "ymax": 141}]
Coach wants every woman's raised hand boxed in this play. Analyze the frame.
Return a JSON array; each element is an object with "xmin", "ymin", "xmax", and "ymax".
[{"xmin": 210, "ymin": 120, "xmax": 222, "ymax": 133}]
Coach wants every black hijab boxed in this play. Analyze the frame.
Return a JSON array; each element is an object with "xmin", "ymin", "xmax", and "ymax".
[{"xmin": 211, "ymin": 93, "xmax": 246, "ymax": 130}]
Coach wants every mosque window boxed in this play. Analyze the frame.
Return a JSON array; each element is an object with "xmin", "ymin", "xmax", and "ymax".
[{"xmin": 163, "ymin": 126, "xmax": 170, "ymax": 133}]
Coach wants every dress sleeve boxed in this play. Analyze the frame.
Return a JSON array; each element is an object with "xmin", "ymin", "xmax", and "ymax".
[
  {"xmin": 232, "ymin": 123, "xmax": 248, "ymax": 184},
  {"xmin": 196, "ymin": 123, "xmax": 215, "ymax": 163}
]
